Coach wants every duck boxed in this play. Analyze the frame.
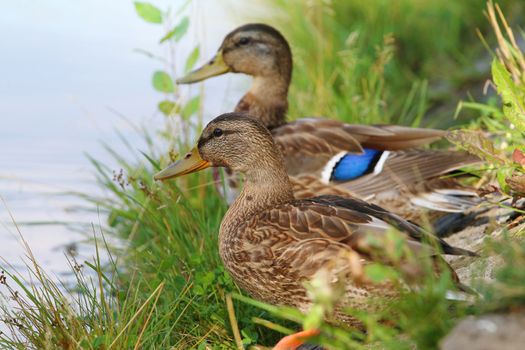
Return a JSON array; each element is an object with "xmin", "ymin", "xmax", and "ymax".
[
  {"xmin": 176, "ymin": 23, "xmax": 482, "ymax": 223},
  {"xmin": 154, "ymin": 113, "xmax": 476, "ymax": 349}
]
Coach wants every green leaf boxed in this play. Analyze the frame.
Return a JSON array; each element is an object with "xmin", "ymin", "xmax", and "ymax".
[
  {"xmin": 195, "ymin": 271, "xmax": 215, "ymax": 287},
  {"xmin": 446, "ymin": 130, "xmax": 507, "ymax": 165},
  {"xmin": 173, "ymin": 275, "xmax": 187, "ymax": 290},
  {"xmin": 497, "ymin": 167, "xmax": 512, "ymax": 194},
  {"xmin": 160, "ymin": 16, "xmax": 189, "ymax": 43},
  {"xmin": 193, "ymin": 284, "xmax": 204, "ymax": 295},
  {"xmin": 197, "ymin": 342, "xmax": 209, "ymax": 350},
  {"xmin": 303, "ymin": 304, "xmax": 324, "ymax": 330},
  {"xmin": 181, "ymin": 96, "xmax": 200, "ymax": 120},
  {"xmin": 385, "ymin": 229, "xmax": 407, "ymax": 261},
  {"xmin": 158, "ymin": 100, "xmax": 179, "ymax": 116},
  {"xmin": 152, "ymin": 71, "xmax": 174, "ymax": 93},
  {"xmin": 134, "ymin": 2, "xmax": 163, "ymax": 24},
  {"xmin": 185, "ymin": 46, "xmax": 200, "ymax": 73},
  {"xmin": 492, "ymin": 60, "xmax": 525, "ymax": 133},
  {"xmin": 364, "ymin": 264, "xmax": 397, "ymax": 283},
  {"xmin": 241, "ymin": 328, "xmax": 258, "ymax": 345}
]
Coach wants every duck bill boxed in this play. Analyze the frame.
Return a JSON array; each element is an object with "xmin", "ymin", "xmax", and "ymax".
[
  {"xmin": 154, "ymin": 147, "xmax": 210, "ymax": 181},
  {"xmin": 176, "ymin": 51, "xmax": 230, "ymax": 84}
]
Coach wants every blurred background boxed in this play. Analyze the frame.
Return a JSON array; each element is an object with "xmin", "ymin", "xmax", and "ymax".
[
  {"xmin": 0, "ymin": 0, "xmax": 243, "ymax": 275},
  {"xmin": 0, "ymin": 0, "xmax": 523, "ymax": 276}
]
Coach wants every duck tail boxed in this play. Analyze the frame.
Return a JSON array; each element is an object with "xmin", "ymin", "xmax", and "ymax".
[
  {"xmin": 410, "ymin": 188, "xmax": 481, "ymax": 213},
  {"xmin": 441, "ymin": 243, "xmax": 479, "ymax": 257}
]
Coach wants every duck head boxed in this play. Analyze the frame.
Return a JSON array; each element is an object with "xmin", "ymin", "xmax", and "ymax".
[
  {"xmin": 177, "ymin": 23, "xmax": 292, "ymax": 84},
  {"xmin": 177, "ymin": 24, "xmax": 293, "ymax": 129},
  {"xmin": 154, "ymin": 113, "xmax": 288, "ymax": 183}
]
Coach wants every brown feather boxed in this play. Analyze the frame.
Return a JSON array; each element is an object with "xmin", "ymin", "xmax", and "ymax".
[
  {"xmin": 289, "ymin": 174, "xmax": 480, "ymax": 224},
  {"xmin": 343, "ymin": 124, "xmax": 447, "ymax": 150},
  {"xmin": 221, "ymin": 195, "xmax": 472, "ymax": 327}
]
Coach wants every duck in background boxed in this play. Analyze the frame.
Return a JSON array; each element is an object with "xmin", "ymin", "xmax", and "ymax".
[
  {"xmin": 154, "ymin": 113, "xmax": 477, "ymax": 350},
  {"xmin": 176, "ymin": 23, "xmax": 482, "ymax": 225}
]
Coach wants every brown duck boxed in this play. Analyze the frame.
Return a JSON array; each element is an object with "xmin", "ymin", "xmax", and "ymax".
[
  {"xmin": 176, "ymin": 23, "xmax": 482, "ymax": 223},
  {"xmin": 154, "ymin": 113, "xmax": 476, "ymax": 349}
]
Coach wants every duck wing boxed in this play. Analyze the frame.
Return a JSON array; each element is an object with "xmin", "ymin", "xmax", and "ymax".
[
  {"xmin": 237, "ymin": 195, "xmax": 475, "ymax": 298},
  {"xmin": 272, "ymin": 119, "xmax": 363, "ymax": 176},
  {"xmin": 272, "ymin": 119, "xmax": 472, "ymax": 186},
  {"xmin": 337, "ymin": 149, "xmax": 481, "ymax": 197},
  {"xmin": 253, "ymin": 195, "xmax": 476, "ymax": 258},
  {"xmin": 272, "ymin": 119, "xmax": 447, "ymax": 158},
  {"xmin": 342, "ymin": 124, "xmax": 446, "ymax": 150}
]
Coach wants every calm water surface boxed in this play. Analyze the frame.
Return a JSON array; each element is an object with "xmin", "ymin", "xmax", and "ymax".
[{"xmin": 0, "ymin": 1, "xmax": 248, "ymax": 276}]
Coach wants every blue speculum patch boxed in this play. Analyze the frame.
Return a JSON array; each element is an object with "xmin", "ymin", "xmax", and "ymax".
[{"xmin": 331, "ymin": 148, "xmax": 383, "ymax": 181}]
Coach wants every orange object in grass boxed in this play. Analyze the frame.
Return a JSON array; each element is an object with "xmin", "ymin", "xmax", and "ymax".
[{"xmin": 272, "ymin": 329, "xmax": 321, "ymax": 350}]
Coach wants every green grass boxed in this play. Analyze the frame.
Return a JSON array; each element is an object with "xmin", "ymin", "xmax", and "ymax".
[
  {"xmin": 265, "ymin": 0, "xmax": 524, "ymax": 128},
  {"xmin": 0, "ymin": 220, "xmax": 167, "ymax": 350},
  {"xmin": 2, "ymin": 1, "xmax": 525, "ymax": 349}
]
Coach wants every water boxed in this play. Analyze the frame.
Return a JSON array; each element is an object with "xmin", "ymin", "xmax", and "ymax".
[{"xmin": 0, "ymin": 0, "xmax": 249, "ymax": 277}]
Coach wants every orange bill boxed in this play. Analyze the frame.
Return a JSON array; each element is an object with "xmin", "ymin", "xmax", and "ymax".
[
  {"xmin": 176, "ymin": 50, "xmax": 230, "ymax": 84},
  {"xmin": 154, "ymin": 147, "xmax": 210, "ymax": 181}
]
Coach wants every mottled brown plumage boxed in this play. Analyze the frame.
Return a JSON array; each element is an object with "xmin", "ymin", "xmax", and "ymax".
[
  {"xmin": 155, "ymin": 113, "xmax": 476, "ymax": 327},
  {"xmin": 177, "ymin": 23, "xmax": 483, "ymax": 221}
]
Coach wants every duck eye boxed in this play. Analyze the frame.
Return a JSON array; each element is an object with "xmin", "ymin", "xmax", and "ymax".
[
  {"xmin": 238, "ymin": 37, "xmax": 250, "ymax": 46},
  {"xmin": 213, "ymin": 128, "xmax": 224, "ymax": 137}
]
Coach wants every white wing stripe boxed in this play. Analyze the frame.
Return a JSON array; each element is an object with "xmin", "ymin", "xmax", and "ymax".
[
  {"xmin": 321, "ymin": 151, "xmax": 346, "ymax": 183},
  {"xmin": 373, "ymin": 151, "xmax": 390, "ymax": 175}
]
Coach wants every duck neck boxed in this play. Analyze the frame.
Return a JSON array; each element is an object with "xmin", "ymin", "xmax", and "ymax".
[
  {"xmin": 220, "ymin": 158, "xmax": 294, "ymax": 235},
  {"xmin": 235, "ymin": 74, "xmax": 291, "ymax": 130}
]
